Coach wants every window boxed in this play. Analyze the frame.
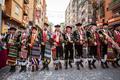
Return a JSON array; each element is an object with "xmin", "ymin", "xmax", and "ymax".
[{"xmin": 15, "ymin": 4, "xmax": 20, "ymax": 15}]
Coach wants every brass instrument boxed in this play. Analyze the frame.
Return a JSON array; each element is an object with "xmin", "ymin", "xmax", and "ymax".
[
  {"xmin": 98, "ymin": 29, "xmax": 120, "ymax": 53},
  {"xmin": 86, "ymin": 31, "xmax": 97, "ymax": 46}
]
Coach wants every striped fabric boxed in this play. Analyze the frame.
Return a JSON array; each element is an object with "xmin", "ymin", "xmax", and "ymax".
[
  {"xmin": 31, "ymin": 41, "xmax": 41, "ymax": 57},
  {"xmin": 31, "ymin": 57, "xmax": 39, "ymax": 65},
  {"xmin": 107, "ymin": 44, "xmax": 115, "ymax": 59},
  {"xmin": 44, "ymin": 42, "xmax": 51, "ymax": 59},
  {"xmin": 6, "ymin": 44, "xmax": 18, "ymax": 65},
  {"xmin": 19, "ymin": 49, "xmax": 28, "ymax": 59}
]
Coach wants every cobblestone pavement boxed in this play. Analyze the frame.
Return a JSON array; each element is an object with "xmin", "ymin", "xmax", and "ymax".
[{"xmin": 1, "ymin": 61, "xmax": 120, "ymax": 80}]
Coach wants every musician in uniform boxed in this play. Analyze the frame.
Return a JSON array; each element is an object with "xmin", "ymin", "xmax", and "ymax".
[
  {"xmin": 110, "ymin": 26, "xmax": 120, "ymax": 67},
  {"xmin": 40, "ymin": 23, "xmax": 51, "ymax": 70},
  {"xmin": 4, "ymin": 27, "xmax": 19, "ymax": 72},
  {"xmin": 41, "ymin": 23, "xmax": 49, "ymax": 60},
  {"xmin": 99, "ymin": 23, "xmax": 109, "ymax": 68},
  {"xmin": 63, "ymin": 26, "xmax": 74, "ymax": 69},
  {"xmin": 73, "ymin": 23, "xmax": 84, "ymax": 70},
  {"xmin": 86, "ymin": 23, "xmax": 98, "ymax": 69},
  {"xmin": 52, "ymin": 25, "xmax": 63, "ymax": 70}
]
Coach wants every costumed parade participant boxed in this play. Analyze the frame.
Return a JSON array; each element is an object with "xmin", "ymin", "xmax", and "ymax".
[
  {"xmin": 17, "ymin": 27, "xmax": 29, "ymax": 72},
  {"xmin": 51, "ymin": 25, "xmax": 63, "ymax": 70},
  {"xmin": 41, "ymin": 23, "xmax": 51, "ymax": 70},
  {"xmin": 98, "ymin": 23, "xmax": 109, "ymax": 69},
  {"xmin": 28, "ymin": 26, "xmax": 41, "ymax": 72},
  {"xmin": 5, "ymin": 27, "xmax": 19, "ymax": 72},
  {"xmin": 73, "ymin": 23, "xmax": 84, "ymax": 70},
  {"xmin": 86, "ymin": 23, "xmax": 98, "ymax": 69},
  {"xmin": 112, "ymin": 27, "xmax": 120, "ymax": 67},
  {"xmin": 63, "ymin": 26, "xmax": 74, "ymax": 69}
]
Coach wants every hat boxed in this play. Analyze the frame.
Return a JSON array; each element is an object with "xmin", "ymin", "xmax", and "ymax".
[
  {"xmin": 31, "ymin": 26, "xmax": 37, "ymax": 30},
  {"xmin": 44, "ymin": 23, "xmax": 49, "ymax": 27},
  {"xmin": 76, "ymin": 23, "xmax": 82, "ymax": 26},
  {"xmin": 103, "ymin": 23, "xmax": 108, "ymax": 26},
  {"xmin": 54, "ymin": 25, "xmax": 61, "ymax": 28},
  {"xmin": 66, "ymin": 26, "xmax": 72, "ymax": 29},
  {"xmin": 9, "ymin": 27, "xmax": 17, "ymax": 31},
  {"xmin": 20, "ymin": 26, "xmax": 26, "ymax": 29},
  {"xmin": 91, "ymin": 23, "xmax": 97, "ymax": 26}
]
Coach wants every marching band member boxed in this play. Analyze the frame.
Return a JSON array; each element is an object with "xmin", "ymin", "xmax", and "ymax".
[
  {"xmin": 107, "ymin": 27, "xmax": 120, "ymax": 68},
  {"xmin": 52, "ymin": 25, "xmax": 63, "ymax": 70},
  {"xmin": 99, "ymin": 23, "xmax": 109, "ymax": 69},
  {"xmin": 41, "ymin": 23, "xmax": 49, "ymax": 60},
  {"xmin": 113, "ymin": 28, "xmax": 120, "ymax": 67},
  {"xmin": 41, "ymin": 23, "xmax": 51, "ymax": 70},
  {"xmin": 86, "ymin": 23, "xmax": 98, "ymax": 69},
  {"xmin": 73, "ymin": 23, "xmax": 84, "ymax": 70},
  {"xmin": 63, "ymin": 26, "xmax": 74, "ymax": 69}
]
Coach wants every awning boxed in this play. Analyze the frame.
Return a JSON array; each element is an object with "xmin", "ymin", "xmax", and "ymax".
[{"xmin": 109, "ymin": 20, "xmax": 120, "ymax": 27}]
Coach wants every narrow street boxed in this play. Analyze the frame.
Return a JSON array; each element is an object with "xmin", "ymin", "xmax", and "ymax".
[
  {"xmin": 0, "ymin": 0, "xmax": 120, "ymax": 80},
  {"xmin": 1, "ymin": 61, "xmax": 120, "ymax": 80}
]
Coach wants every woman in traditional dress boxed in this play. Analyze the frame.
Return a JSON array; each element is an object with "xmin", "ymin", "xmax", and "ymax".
[
  {"xmin": 28, "ymin": 26, "xmax": 41, "ymax": 72},
  {"xmin": 18, "ymin": 27, "xmax": 29, "ymax": 72},
  {"xmin": 5, "ymin": 27, "xmax": 19, "ymax": 72}
]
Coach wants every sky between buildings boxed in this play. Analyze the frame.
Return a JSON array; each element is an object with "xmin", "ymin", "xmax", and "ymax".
[{"xmin": 46, "ymin": 0, "xmax": 70, "ymax": 25}]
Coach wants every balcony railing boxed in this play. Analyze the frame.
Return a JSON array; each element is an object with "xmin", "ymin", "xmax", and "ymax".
[
  {"xmin": 109, "ymin": 0, "xmax": 120, "ymax": 10},
  {"xmin": 24, "ymin": 0, "xmax": 29, "ymax": 4}
]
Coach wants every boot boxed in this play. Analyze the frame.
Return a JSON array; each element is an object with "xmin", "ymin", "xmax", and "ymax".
[
  {"xmin": 9, "ymin": 66, "xmax": 13, "ymax": 72},
  {"xmin": 79, "ymin": 60, "xmax": 84, "ymax": 68},
  {"xmin": 69, "ymin": 61, "xmax": 72, "ymax": 68},
  {"xmin": 59, "ymin": 62, "xmax": 62, "ymax": 69},
  {"xmin": 76, "ymin": 61, "xmax": 80, "ymax": 70},
  {"xmin": 41, "ymin": 63, "xmax": 45, "ymax": 71},
  {"xmin": 55, "ymin": 63, "xmax": 58, "ymax": 70},
  {"xmin": 88, "ymin": 60, "xmax": 92, "ymax": 70},
  {"xmin": 105, "ymin": 61, "xmax": 109, "ymax": 68},
  {"xmin": 112, "ymin": 62, "xmax": 117, "ymax": 68},
  {"xmin": 65, "ymin": 61, "xmax": 68, "ymax": 69},
  {"xmin": 115, "ymin": 59, "xmax": 120, "ymax": 67},
  {"xmin": 92, "ymin": 60, "xmax": 96, "ymax": 69},
  {"xmin": 36, "ymin": 64, "xmax": 39, "ymax": 71},
  {"xmin": 24, "ymin": 66, "xmax": 26, "ymax": 72},
  {"xmin": 101, "ymin": 62, "xmax": 105, "ymax": 69},
  {"xmin": 31, "ymin": 66, "xmax": 34, "ymax": 72},
  {"xmin": 12, "ymin": 66, "xmax": 16, "ymax": 72},
  {"xmin": 46, "ymin": 63, "xmax": 49, "ymax": 70},
  {"xmin": 9, "ymin": 66, "xmax": 16, "ymax": 72},
  {"xmin": 19, "ymin": 66, "xmax": 24, "ymax": 72}
]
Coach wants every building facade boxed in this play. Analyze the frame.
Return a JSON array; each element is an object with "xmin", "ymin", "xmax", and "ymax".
[
  {"xmin": 1, "ymin": 0, "xmax": 24, "ymax": 34},
  {"xmin": 0, "ymin": 0, "xmax": 47, "ymax": 34},
  {"xmin": 96, "ymin": 0, "xmax": 113, "ymax": 27},
  {"xmin": 34, "ymin": 0, "xmax": 47, "ymax": 28},
  {"xmin": 65, "ymin": 0, "xmax": 94, "ymax": 27},
  {"xmin": 108, "ymin": 0, "xmax": 120, "ymax": 27},
  {"xmin": 65, "ymin": 0, "xmax": 78, "ymax": 27}
]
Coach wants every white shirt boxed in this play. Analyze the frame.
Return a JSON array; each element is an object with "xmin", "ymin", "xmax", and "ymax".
[{"xmin": 67, "ymin": 33, "xmax": 71, "ymax": 41}]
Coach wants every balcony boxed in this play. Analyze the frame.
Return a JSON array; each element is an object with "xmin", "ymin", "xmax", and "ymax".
[
  {"xmin": 109, "ymin": 0, "xmax": 120, "ymax": 12},
  {"xmin": 24, "ymin": 0, "xmax": 29, "ymax": 4},
  {"xmin": 23, "ymin": 4, "xmax": 29, "ymax": 15}
]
